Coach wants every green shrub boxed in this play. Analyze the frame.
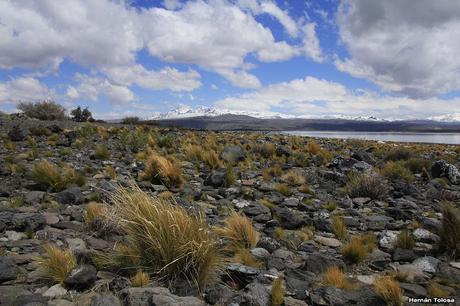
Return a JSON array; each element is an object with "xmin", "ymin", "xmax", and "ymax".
[
  {"xmin": 439, "ymin": 202, "xmax": 460, "ymax": 258},
  {"xmin": 18, "ymin": 100, "xmax": 67, "ymax": 121},
  {"xmin": 344, "ymin": 172, "xmax": 387, "ymax": 199},
  {"xmin": 381, "ymin": 161, "xmax": 415, "ymax": 182}
]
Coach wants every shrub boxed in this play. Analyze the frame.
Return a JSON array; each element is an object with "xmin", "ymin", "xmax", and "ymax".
[
  {"xmin": 38, "ymin": 245, "xmax": 76, "ymax": 283},
  {"xmin": 282, "ymin": 170, "xmax": 305, "ymax": 186},
  {"xmin": 322, "ymin": 266, "xmax": 356, "ymax": 290},
  {"xmin": 70, "ymin": 106, "xmax": 93, "ymax": 122},
  {"xmin": 385, "ymin": 147, "xmax": 412, "ymax": 161},
  {"xmin": 117, "ymin": 129, "xmax": 148, "ymax": 153},
  {"xmin": 99, "ymin": 184, "xmax": 222, "ymax": 288},
  {"xmin": 404, "ymin": 158, "xmax": 432, "ymax": 174},
  {"xmin": 373, "ymin": 277, "xmax": 403, "ymax": 306},
  {"xmin": 394, "ymin": 230, "xmax": 415, "ymax": 249},
  {"xmin": 252, "ymin": 143, "xmax": 275, "ymax": 158},
  {"xmin": 274, "ymin": 183, "xmax": 292, "ymax": 196},
  {"xmin": 262, "ymin": 165, "xmax": 283, "ymax": 181},
  {"xmin": 214, "ymin": 213, "xmax": 259, "ymax": 250},
  {"xmin": 155, "ymin": 134, "xmax": 175, "ymax": 149},
  {"xmin": 30, "ymin": 160, "xmax": 86, "ymax": 191},
  {"xmin": 141, "ymin": 153, "xmax": 184, "ymax": 188},
  {"xmin": 130, "ymin": 270, "xmax": 150, "ymax": 287},
  {"xmin": 331, "ymin": 215, "xmax": 347, "ymax": 240},
  {"xmin": 381, "ymin": 161, "xmax": 414, "ymax": 182},
  {"xmin": 94, "ymin": 144, "xmax": 110, "ymax": 160},
  {"xmin": 271, "ymin": 278, "xmax": 285, "ymax": 306},
  {"xmin": 121, "ymin": 116, "xmax": 140, "ymax": 125},
  {"xmin": 439, "ymin": 202, "xmax": 460, "ymax": 258},
  {"xmin": 344, "ymin": 172, "xmax": 387, "ymax": 199},
  {"xmin": 18, "ymin": 100, "xmax": 67, "ymax": 121}
]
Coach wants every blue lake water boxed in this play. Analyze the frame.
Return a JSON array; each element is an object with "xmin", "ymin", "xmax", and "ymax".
[{"xmin": 284, "ymin": 131, "xmax": 460, "ymax": 145}]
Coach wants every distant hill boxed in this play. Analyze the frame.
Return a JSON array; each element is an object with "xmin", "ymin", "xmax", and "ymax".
[{"xmin": 147, "ymin": 114, "xmax": 460, "ymax": 132}]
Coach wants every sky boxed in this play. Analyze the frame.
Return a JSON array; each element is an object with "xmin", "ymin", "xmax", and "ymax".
[{"xmin": 1, "ymin": 0, "xmax": 460, "ymax": 120}]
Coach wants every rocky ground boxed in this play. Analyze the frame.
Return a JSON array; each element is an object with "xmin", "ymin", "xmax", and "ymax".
[{"xmin": 0, "ymin": 113, "xmax": 459, "ymax": 306}]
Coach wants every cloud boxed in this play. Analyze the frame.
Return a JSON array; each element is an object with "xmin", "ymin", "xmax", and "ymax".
[
  {"xmin": 102, "ymin": 65, "xmax": 201, "ymax": 92},
  {"xmin": 0, "ymin": 77, "xmax": 51, "ymax": 104},
  {"xmin": 68, "ymin": 74, "xmax": 135, "ymax": 105},
  {"xmin": 301, "ymin": 23, "xmax": 323, "ymax": 62},
  {"xmin": 336, "ymin": 0, "xmax": 460, "ymax": 98},
  {"xmin": 215, "ymin": 75, "xmax": 460, "ymax": 119}
]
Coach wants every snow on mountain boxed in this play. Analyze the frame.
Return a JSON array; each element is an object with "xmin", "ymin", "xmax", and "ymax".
[
  {"xmin": 150, "ymin": 106, "xmax": 293, "ymax": 119},
  {"xmin": 428, "ymin": 113, "xmax": 460, "ymax": 122}
]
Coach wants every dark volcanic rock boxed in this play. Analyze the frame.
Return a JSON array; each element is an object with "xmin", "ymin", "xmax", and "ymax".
[
  {"xmin": 55, "ymin": 187, "xmax": 84, "ymax": 205},
  {"xmin": 302, "ymin": 253, "xmax": 345, "ymax": 274},
  {"xmin": 0, "ymin": 257, "xmax": 19, "ymax": 283},
  {"xmin": 220, "ymin": 145, "xmax": 245, "ymax": 163},
  {"xmin": 64, "ymin": 264, "xmax": 97, "ymax": 290},
  {"xmin": 119, "ymin": 287, "xmax": 205, "ymax": 306},
  {"xmin": 204, "ymin": 171, "xmax": 226, "ymax": 187},
  {"xmin": 431, "ymin": 160, "xmax": 460, "ymax": 184}
]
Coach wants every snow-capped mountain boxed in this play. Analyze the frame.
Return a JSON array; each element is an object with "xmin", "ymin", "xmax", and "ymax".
[
  {"xmin": 150, "ymin": 106, "xmax": 293, "ymax": 119},
  {"xmin": 428, "ymin": 113, "xmax": 460, "ymax": 122}
]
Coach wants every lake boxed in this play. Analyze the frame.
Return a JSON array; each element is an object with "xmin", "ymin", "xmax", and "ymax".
[{"xmin": 284, "ymin": 131, "xmax": 460, "ymax": 145}]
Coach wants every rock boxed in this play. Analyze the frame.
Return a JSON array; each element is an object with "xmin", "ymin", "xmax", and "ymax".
[
  {"xmin": 65, "ymin": 238, "xmax": 86, "ymax": 251},
  {"xmin": 379, "ymin": 230, "xmax": 399, "ymax": 250},
  {"xmin": 204, "ymin": 283, "xmax": 234, "ymax": 305},
  {"xmin": 55, "ymin": 187, "xmax": 84, "ymax": 205},
  {"xmin": 282, "ymin": 197, "xmax": 300, "ymax": 208},
  {"xmin": 367, "ymin": 215, "xmax": 392, "ymax": 230},
  {"xmin": 413, "ymin": 228, "xmax": 440, "ymax": 243},
  {"xmin": 43, "ymin": 284, "xmax": 68, "ymax": 298},
  {"xmin": 25, "ymin": 191, "xmax": 46, "ymax": 204},
  {"xmin": 243, "ymin": 202, "xmax": 271, "ymax": 223},
  {"xmin": 395, "ymin": 264, "xmax": 430, "ymax": 282},
  {"xmin": 5, "ymin": 230, "xmax": 27, "ymax": 241},
  {"xmin": 242, "ymin": 282, "xmax": 270, "ymax": 306},
  {"xmin": 368, "ymin": 249, "xmax": 391, "ymax": 271},
  {"xmin": 43, "ymin": 212, "xmax": 60, "ymax": 225},
  {"xmin": 356, "ymin": 275, "xmax": 377, "ymax": 285},
  {"xmin": 12, "ymin": 212, "xmax": 45, "ymax": 231},
  {"xmin": 399, "ymin": 282, "xmax": 427, "ymax": 298},
  {"xmin": 284, "ymin": 296, "xmax": 308, "ymax": 306},
  {"xmin": 393, "ymin": 248, "xmax": 417, "ymax": 262},
  {"xmin": 0, "ymin": 257, "xmax": 19, "ymax": 283},
  {"xmin": 256, "ymin": 236, "xmax": 281, "ymax": 253},
  {"xmin": 412, "ymin": 256, "xmax": 440, "ymax": 274},
  {"xmin": 90, "ymin": 294, "xmax": 122, "ymax": 306},
  {"xmin": 48, "ymin": 299, "xmax": 76, "ymax": 306},
  {"xmin": 437, "ymin": 262, "xmax": 460, "ymax": 284},
  {"xmin": 204, "ymin": 171, "xmax": 226, "ymax": 188},
  {"xmin": 63, "ymin": 264, "xmax": 97, "ymax": 290},
  {"xmin": 284, "ymin": 269, "xmax": 316, "ymax": 300},
  {"xmin": 431, "ymin": 160, "xmax": 460, "ymax": 184},
  {"xmin": 352, "ymin": 197, "xmax": 371, "ymax": 206},
  {"xmin": 226, "ymin": 263, "xmax": 259, "ymax": 286},
  {"xmin": 302, "ymin": 253, "xmax": 345, "ymax": 274},
  {"xmin": 250, "ymin": 248, "xmax": 270, "ymax": 260},
  {"xmin": 309, "ymin": 285, "xmax": 384, "ymax": 306},
  {"xmin": 273, "ymin": 207, "xmax": 307, "ymax": 229},
  {"xmin": 0, "ymin": 286, "xmax": 31, "ymax": 305},
  {"xmin": 109, "ymin": 276, "xmax": 131, "ymax": 293},
  {"xmin": 220, "ymin": 145, "xmax": 245, "ymax": 164},
  {"xmin": 119, "ymin": 287, "xmax": 205, "ymax": 306},
  {"xmin": 314, "ymin": 236, "xmax": 342, "ymax": 248},
  {"xmin": 233, "ymin": 199, "xmax": 250, "ymax": 209}
]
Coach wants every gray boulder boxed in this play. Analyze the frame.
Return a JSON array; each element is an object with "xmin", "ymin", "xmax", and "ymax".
[
  {"xmin": 0, "ymin": 257, "xmax": 18, "ymax": 283},
  {"xmin": 220, "ymin": 145, "xmax": 245, "ymax": 164},
  {"xmin": 431, "ymin": 160, "xmax": 460, "ymax": 184},
  {"xmin": 119, "ymin": 287, "xmax": 205, "ymax": 306}
]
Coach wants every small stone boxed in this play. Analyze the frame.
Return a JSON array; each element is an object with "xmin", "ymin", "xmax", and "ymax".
[
  {"xmin": 5, "ymin": 230, "xmax": 27, "ymax": 241},
  {"xmin": 43, "ymin": 212, "xmax": 60, "ymax": 225},
  {"xmin": 250, "ymin": 248, "xmax": 270, "ymax": 259},
  {"xmin": 65, "ymin": 238, "xmax": 86, "ymax": 251},
  {"xmin": 352, "ymin": 197, "xmax": 371, "ymax": 206},
  {"xmin": 413, "ymin": 228, "xmax": 440, "ymax": 243},
  {"xmin": 0, "ymin": 257, "xmax": 18, "ymax": 283},
  {"xmin": 449, "ymin": 262, "xmax": 460, "ymax": 269},
  {"xmin": 64, "ymin": 264, "xmax": 97, "ymax": 290},
  {"xmin": 314, "ymin": 235, "xmax": 342, "ymax": 248},
  {"xmin": 379, "ymin": 230, "xmax": 399, "ymax": 250},
  {"xmin": 412, "ymin": 256, "xmax": 440, "ymax": 274},
  {"xmin": 43, "ymin": 284, "xmax": 68, "ymax": 298}
]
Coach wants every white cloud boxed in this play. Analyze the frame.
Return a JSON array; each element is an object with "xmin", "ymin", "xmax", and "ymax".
[
  {"xmin": 163, "ymin": 0, "xmax": 182, "ymax": 10},
  {"xmin": 215, "ymin": 76, "xmax": 460, "ymax": 119},
  {"xmin": 68, "ymin": 74, "xmax": 135, "ymax": 105},
  {"xmin": 336, "ymin": 0, "xmax": 460, "ymax": 98},
  {"xmin": 102, "ymin": 65, "xmax": 201, "ymax": 92},
  {"xmin": 301, "ymin": 23, "xmax": 323, "ymax": 62},
  {"xmin": 0, "ymin": 77, "xmax": 51, "ymax": 104}
]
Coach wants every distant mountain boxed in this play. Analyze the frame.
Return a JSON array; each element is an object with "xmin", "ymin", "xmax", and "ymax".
[
  {"xmin": 428, "ymin": 113, "xmax": 460, "ymax": 122},
  {"xmin": 151, "ymin": 106, "xmax": 292, "ymax": 120}
]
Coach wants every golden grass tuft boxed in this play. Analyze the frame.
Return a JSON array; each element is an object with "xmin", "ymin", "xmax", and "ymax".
[
  {"xmin": 141, "ymin": 152, "xmax": 184, "ymax": 188},
  {"xmin": 439, "ymin": 202, "xmax": 460, "ymax": 258},
  {"xmin": 38, "ymin": 245, "xmax": 77, "ymax": 283},
  {"xmin": 306, "ymin": 140, "xmax": 321, "ymax": 155},
  {"xmin": 373, "ymin": 277, "xmax": 403, "ymax": 306},
  {"xmin": 394, "ymin": 230, "xmax": 415, "ymax": 249},
  {"xmin": 271, "ymin": 278, "xmax": 285, "ymax": 306},
  {"xmin": 344, "ymin": 172, "xmax": 387, "ymax": 200},
  {"xmin": 101, "ymin": 184, "xmax": 221, "ymax": 288},
  {"xmin": 322, "ymin": 266, "xmax": 356, "ymax": 290},
  {"xmin": 331, "ymin": 215, "xmax": 347, "ymax": 240},
  {"xmin": 84, "ymin": 202, "xmax": 106, "ymax": 231},
  {"xmin": 233, "ymin": 248, "xmax": 263, "ymax": 268},
  {"xmin": 94, "ymin": 144, "xmax": 110, "ymax": 160},
  {"xmin": 214, "ymin": 213, "xmax": 260, "ymax": 250},
  {"xmin": 203, "ymin": 150, "xmax": 222, "ymax": 169},
  {"xmin": 185, "ymin": 144, "xmax": 204, "ymax": 162},
  {"xmin": 130, "ymin": 270, "xmax": 150, "ymax": 287},
  {"xmin": 30, "ymin": 160, "xmax": 86, "ymax": 191},
  {"xmin": 282, "ymin": 170, "xmax": 305, "ymax": 186},
  {"xmin": 341, "ymin": 234, "xmax": 375, "ymax": 264},
  {"xmin": 427, "ymin": 282, "xmax": 449, "ymax": 298},
  {"xmin": 274, "ymin": 183, "xmax": 292, "ymax": 196}
]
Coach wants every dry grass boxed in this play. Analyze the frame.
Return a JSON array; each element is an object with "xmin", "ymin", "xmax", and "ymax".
[
  {"xmin": 373, "ymin": 277, "xmax": 403, "ymax": 306},
  {"xmin": 381, "ymin": 161, "xmax": 414, "ymax": 182},
  {"xmin": 341, "ymin": 234, "xmax": 375, "ymax": 264},
  {"xmin": 274, "ymin": 183, "xmax": 292, "ymax": 196},
  {"xmin": 130, "ymin": 270, "xmax": 150, "ymax": 287},
  {"xmin": 233, "ymin": 248, "xmax": 263, "ymax": 268},
  {"xmin": 325, "ymin": 201, "xmax": 337, "ymax": 212},
  {"xmin": 94, "ymin": 144, "xmax": 110, "ymax": 160},
  {"xmin": 38, "ymin": 245, "xmax": 77, "ymax": 283},
  {"xmin": 344, "ymin": 172, "xmax": 387, "ymax": 200},
  {"xmin": 214, "ymin": 213, "xmax": 260, "ymax": 250},
  {"xmin": 282, "ymin": 170, "xmax": 305, "ymax": 186},
  {"xmin": 185, "ymin": 144, "xmax": 204, "ymax": 162},
  {"xmin": 84, "ymin": 202, "xmax": 106, "ymax": 231},
  {"xmin": 394, "ymin": 230, "xmax": 415, "ymax": 249},
  {"xmin": 306, "ymin": 140, "xmax": 321, "ymax": 155},
  {"xmin": 271, "ymin": 278, "xmax": 285, "ymax": 306},
  {"xmin": 30, "ymin": 160, "xmax": 86, "ymax": 191},
  {"xmin": 253, "ymin": 143, "xmax": 275, "ymax": 158},
  {"xmin": 427, "ymin": 282, "xmax": 449, "ymax": 298},
  {"xmin": 100, "ymin": 184, "xmax": 221, "ymax": 288},
  {"xmin": 322, "ymin": 266, "xmax": 356, "ymax": 290},
  {"xmin": 141, "ymin": 152, "xmax": 184, "ymax": 188},
  {"xmin": 203, "ymin": 150, "xmax": 222, "ymax": 169},
  {"xmin": 439, "ymin": 202, "xmax": 460, "ymax": 258},
  {"xmin": 331, "ymin": 215, "xmax": 347, "ymax": 240}
]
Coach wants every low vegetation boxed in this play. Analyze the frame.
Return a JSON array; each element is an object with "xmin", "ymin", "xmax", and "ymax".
[
  {"xmin": 341, "ymin": 234, "xmax": 376, "ymax": 264},
  {"xmin": 331, "ymin": 215, "xmax": 347, "ymax": 240},
  {"xmin": 271, "ymin": 278, "xmax": 285, "ymax": 306},
  {"xmin": 30, "ymin": 160, "xmax": 86, "ymax": 191},
  {"xmin": 18, "ymin": 100, "xmax": 67, "ymax": 121},
  {"xmin": 322, "ymin": 266, "xmax": 356, "ymax": 290},
  {"xmin": 38, "ymin": 245, "xmax": 77, "ymax": 283},
  {"xmin": 373, "ymin": 277, "xmax": 403, "ymax": 306},
  {"xmin": 130, "ymin": 270, "xmax": 150, "ymax": 287},
  {"xmin": 214, "ymin": 213, "xmax": 260, "ymax": 251},
  {"xmin": 344, "ymin": 172, "xmax": 387, "ymax": 199},
  {"xmin": 381, "ymin": 161, "xmax": 415, "ymax": 182},
  {"xmin": 394, "ymin": 230, "xmax": 415, "ymax": 249},
  {"xmin": 439, "ymin": 202, "xmax": 460, "ymax": 258},
  {"xmin": 141, "ymin": 152, "xmax": 184, "ymax": 188}
]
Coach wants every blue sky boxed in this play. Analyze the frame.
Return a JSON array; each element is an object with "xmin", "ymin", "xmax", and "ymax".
[{"xmin": 1, "ymin": 0, "xmax": 460, "ymax": 120}]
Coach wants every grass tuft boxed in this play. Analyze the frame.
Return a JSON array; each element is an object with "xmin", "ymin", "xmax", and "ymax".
[
  {"xmin": 381, "ymin": 161, "xmax": 414, "ymax": 182},
  {"xmin": 274, "ymin": 183, "xmax": 292, "ymax": 196},
  {"xmin": 282, "ymin": 170, "xmax": 305, "ymax": 186},
  {"xmin": 214, "ymin": 213, "xmax": 260, "ymax": 250},
  {"xmin": 394, "ymin": 230, "xmax": 415, "ymax": 249},
  {"xmin": 322, "ymin": 266, "xmax": 356, "ymax": 290},
  {"xmin": 38, "ymin": 245, "xmax": 77, "ymax": 283},
  {"xmin": 439, "ymin": 202, "xmax": 460, "ymax": 258},
  {"xmin": 373, "ymin": 277, "xmax": 403, "ymax": 306},
  {"xmin": 130, "ymin": 270, "xmax": 150, "ymax": 287},
  {"xmin": 341, "ymin": 234, "xmax": 375, "ymax": 264},
  {"xmin": 141, "ymin": 152, "xmax": 184, "ymax": 188},
  {"xmin": 271, "ymin": 278, "xmax": 285, "ymax": 306},
  {"xmin": 331, "ymin": 215, "xmax": 347, "ymax": 240},
  {"xmin": 344, "ymin": 172, "xmax": 387, "ymax": 200}
]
